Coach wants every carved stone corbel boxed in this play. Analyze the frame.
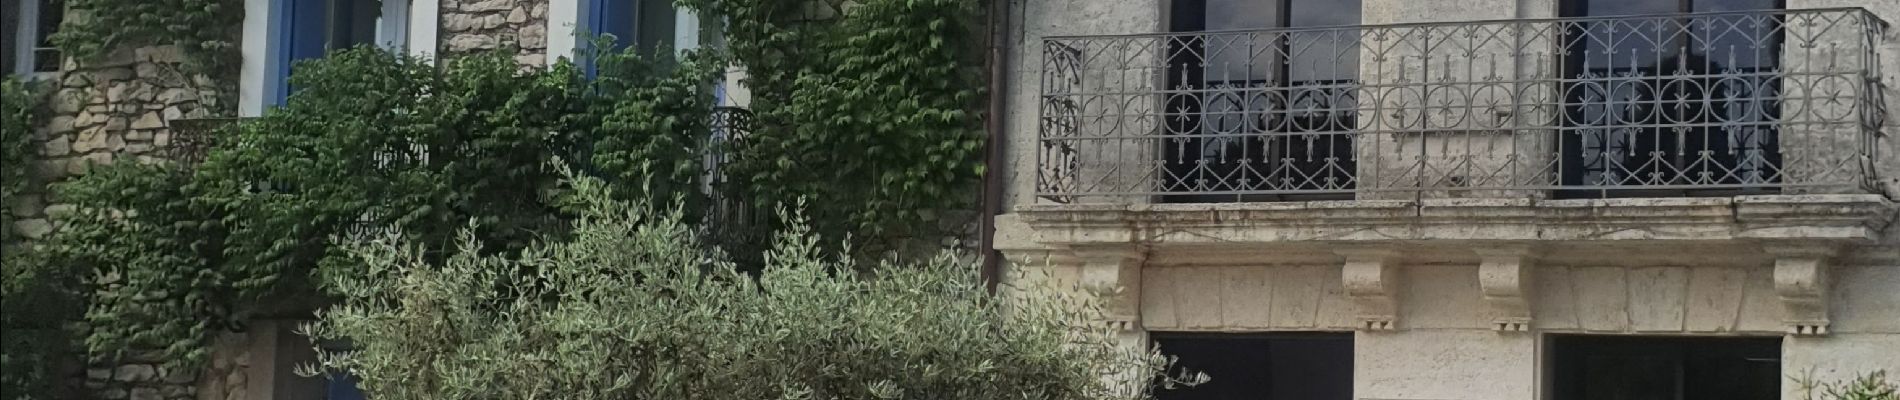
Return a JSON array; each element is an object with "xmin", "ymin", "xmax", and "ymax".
[
  {"xmin": 1767, "ymin": 243, "xmax": 1839, "ymax": 336},
  {"xmin": 1338, "ymin": 247, "xmax": 1401, "ymax": 331},
  {"xmin": 1070, "ymin": 245, "xmax": 1146, "ymax": 332},
  {"xmin": 1476, "ymin": 245, "xmax": 1537, "ymax": 332}
]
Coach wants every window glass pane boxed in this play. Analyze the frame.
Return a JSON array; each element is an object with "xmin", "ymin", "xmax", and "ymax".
[
  {"xmin": 330, "ymin": 0, "xmax": 381, "ymax": 50},
  {"xmin": 3, "ymin": 4, "xmax": 17, "ymax": 72},
  {"xmin": 1287, "ymin": 0, "xmax": 1359, "ymax": 83},
  {"xmin": 31, "ymin": 0, "xmax": 60, "ymax": 72},
  {"xmin": 1693, "ymin": 0, "xmax": 1780, "ymax": 70},
  {"xmin": 33, "ymin": 0, "xmax": 57, "ymax": 47},
  {"xmin": 1196, "ymin": 0, "xmax": 1281, "ymax": 84},
  {"xmin": 1205, "ymin": 0, "xmax": 1280, "ymax": 31},
  {"xmin": 636, "ymin": 0, "xmax": 676, "ymax": 54},
  {"xmin": 1569, "ymin": 0, "xmax": 1683, "ymax": 71}
]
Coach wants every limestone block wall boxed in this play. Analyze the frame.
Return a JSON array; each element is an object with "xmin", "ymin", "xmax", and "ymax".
[
  {"xmin": 441, "ymin": 0, "xmax": 549, "ymax": 67},
  {"xmin": 1004, "ymin": 258, "xmax": 1900, "ymax": 400},
  {"xmin": 6, "ymin": 45, "xmax": 232, "ymax": 400},
  {"xmin": 12, "ymin": 46, "xmax": 221, "ymax": 243}
]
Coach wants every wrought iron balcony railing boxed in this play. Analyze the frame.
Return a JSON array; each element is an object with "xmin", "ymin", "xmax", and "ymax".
[{"xmin": 1037, "ymin": 8, "xmax": 1886, "ymax": 203}]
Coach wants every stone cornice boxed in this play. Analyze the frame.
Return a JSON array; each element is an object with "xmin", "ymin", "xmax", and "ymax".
[
  {"xmin": 1014, "ymin": 195, "xmax": 1895, "ymax": 266},
  {"xmin": 1019, "ymin": 195, "xmax": 1894, "ymax": 244}
]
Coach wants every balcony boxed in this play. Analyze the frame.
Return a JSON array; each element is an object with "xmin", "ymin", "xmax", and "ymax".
[{"xmin": 1035, "ymin": 8, "xmax": 1887, "ymax": 203}]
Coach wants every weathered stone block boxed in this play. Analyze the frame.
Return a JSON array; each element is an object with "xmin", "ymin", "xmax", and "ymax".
[
  {"xmin": 7, "ymin": 194, "xmax": 42, "ymax": 218},
  {"xmin": 51, "ymin": 89, "xmax": 86, "ymax": 113},
  {"xmin": 131, "ymin": 112, "xmax": 165, "ymax": 130},
  {"xmin": 465, "ymin": 0, "xmax": 515, "ymax": 12},
  {"xmin": 42, "ymin": 135, "xmax": 71, "ymax": 157},
  {"xmin": 520, "ymin": 25, "xmax": 547, "ymax": 49},
  {"xmin": 49, "ymin": 115, "xmax": 77, "ymax": 134},
  {"xmin": 112, "ymin": 364, "xmax": 156, "ymax": 382},
  {"xmin": 447, "ymin": 34, "xmax": 500, "ymax": 51},
  {"xmin": 514, "ymin": 54, "xmax": 545, "ymax": 67},
  {"xmin": 103, "ymin": 116, "xmax": 129, "ymax": 131},
  {"xmin": 129, "ymin": 387, "xmax": 160, "ymax": 400},
  {"xmin": 443, "ymin": 14, "xmax": 480, "ymax": 32},
  {"xmin": 135, "ymin": 45, "xmax": 186, "ymax": 64},
  {"xmin": 74, "ymin": 128, "xmax": 110, "ymax": 153}
]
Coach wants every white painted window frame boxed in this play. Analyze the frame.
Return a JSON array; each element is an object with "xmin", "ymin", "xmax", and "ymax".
[{"xmin": 10, "ymin": 0, "xmax": 61, "ymax": 79}]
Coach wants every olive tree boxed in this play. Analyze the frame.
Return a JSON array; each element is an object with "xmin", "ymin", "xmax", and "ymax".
[{"xmin": 302, "ymin": 170, "xmax": 1194, "ymax": 399}]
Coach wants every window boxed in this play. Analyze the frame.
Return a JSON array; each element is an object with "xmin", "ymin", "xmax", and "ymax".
[
  {"xmin": 1548, "ymin": 335, "xmax": 1781, "ymax": 400},
  {"xmin": 580, "ymin": 0, "xmax": 721, "ymax": 76},
  {"xmin": 1152, "ymin": 332, "xmax": 1354, "ymax": 400},
  {"xmin": 6, "ymin": 0, "xmax": 62, "ymax": 75},
  {"xmin": 593, "ymin": 0, "xmax": 678, "ymax": 55},
  {"xmin": 1558, "ymin": 0, "xmax": 1784, "ymax": 197},
  {"xmin": 267, "ymin": 0, "xmax": 406, "ymax": 106},
  {"xmin": 1163, "ymin": 0, "xmax": 1362, "ymax": 202}
]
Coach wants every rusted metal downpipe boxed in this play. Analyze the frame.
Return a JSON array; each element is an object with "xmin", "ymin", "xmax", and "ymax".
[{"xmin": 979, "ymin": 0, "xmax": 1010, "ymax": 294}]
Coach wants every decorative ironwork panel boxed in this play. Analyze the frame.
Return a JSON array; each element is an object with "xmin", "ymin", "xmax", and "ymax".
[
  {"xmin": 163, "ymin": 117, "xmax": 247, "ymax": 167},
  {"xmin": 1037, "ymin": 8, "xmax": 1885, "ymax": 202}
]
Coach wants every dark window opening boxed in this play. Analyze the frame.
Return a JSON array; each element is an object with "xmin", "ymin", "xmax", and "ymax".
[
  {"xmin": 1548, "ymin": 335, "xmax": 1781, "ymax": 400},
  {"xmin": 4, "ymin": 0, "xmax": 63, "ymax": 74},
  {"xmin": 1152, "ymin": 332, "xmax": 1354, "ymax": 400},
  {"xmin": 276, "ymin": 0, "xmax": 385, "ymax": 105},
  {"xmin": 30, "ymin": 0, "xmax": 60, "ymax": 73},
  {"xmin": 1162, "ymin": 0, "xmax": 1362, "ymax": 203},
  {"xmin": 1557, "ymin": 0, "xmax": 1785, "ymax": 198}
]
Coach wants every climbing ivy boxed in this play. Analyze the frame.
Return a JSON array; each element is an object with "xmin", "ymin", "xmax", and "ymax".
[
  {"xmin": 2, "ymin": 76, "xmax": 75, "ymax": 400},
  {"xmin": 45, "ymin": 162, "xmax": 223, "ymax": 368},
  {"xmin": 52, "ymin": 0, "xmax": 244, "ymax": 70},
  {"xmin": 0, "ymin": 77, "xmax": 39, "ymax": 245},
  {"xmin": 42, "ymin": 45, "xmax": 725, "ymax": 370},
  {"xmin": 684, "ymin": 0, "xmax": 988, "ymax": 255}
]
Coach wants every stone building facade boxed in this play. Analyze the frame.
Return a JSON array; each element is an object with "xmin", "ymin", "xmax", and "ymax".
[{"xmin": 994, "ymin": 0, "xmax": 1900, "ymax": 399}]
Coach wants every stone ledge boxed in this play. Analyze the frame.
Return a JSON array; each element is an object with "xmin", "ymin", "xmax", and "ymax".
[{"xmin": 1012, "ymin": 195, "xmax": 1897, "ymax": 266}]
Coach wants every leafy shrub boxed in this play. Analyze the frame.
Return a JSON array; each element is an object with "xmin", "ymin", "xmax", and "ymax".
[
  {"xmin": 687, "ymin": 0, "xmax": 987, "ymax": 254},
  {"xmin": 45, "ymin": 162, "xmax": 222, "ymax": 367},
  {"xmin": 302, "ymin": 170, "xmax": 1187, "ymax": 400},
  {"xmin": 1800, "ymin": 371, "xmax": 1900, "ymax": 400},
  {"xmin": 43, "ymin": 45, "xmax": 724, "ymax": 370}
]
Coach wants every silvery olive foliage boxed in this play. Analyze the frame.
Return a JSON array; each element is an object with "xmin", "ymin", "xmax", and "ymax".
[
  {"xmin": 302, "ymin": 170, "xmax": 1195, "ymax": 400},
  {"xmin": 1798, "ymin": 371, "xmax": 1900, "ymax": 400}
]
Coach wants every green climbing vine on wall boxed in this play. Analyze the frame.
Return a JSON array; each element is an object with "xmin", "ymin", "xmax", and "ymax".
[
  {"xmin": 684, "ymin": 0, "xmax": 989, "ymax": 255},
  {"xmin": 32, "ymin": 0, "xmax": 991, "ymax": 384},
  {"xmin": 2, "ymin": 76, "xmax": 78, "ymax": 400},
  {"xmin": 52, "ymin": 0, "xmax": 244, "ymax": 71},
  {"xmin": 39, "ymin": 45, "xmax": 726, "ymax": 372}
]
